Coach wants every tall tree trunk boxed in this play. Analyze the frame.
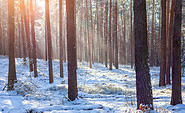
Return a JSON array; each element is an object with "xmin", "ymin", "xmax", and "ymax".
[
  {"xmin": 104, "ymin": 1, "xmax": 108, "ymax": 67},
  {"xmin": 90, "ymin": 0, "xmax": 94, "ymax": 65},
  {"xmin": 123, "ymin": 12, "xmax": 126, "ymax": 65},
  {"xmin": 45, "ymin": 0, "xmax": 53, "ymax": 83},
  {"xmin": 166, "ymin": 0, "xmax": 175, "ymax": 85},
  {"xmin": 26, "ymin": 0, "xmax": 34, "ymax": 72},
  {"xmin": 17, "ymin": 16, "xmax": 22, "ymax": 58},
  {"xmin": 30, "ymin": 0, "xmax": 37, "ymax": 77},
  {"xmin": 56, "ymin": 0, "xmax": 59, "ymax": 59},
  {"xmin": 159, "ymin": 0, "xmax": 166, "ymax": 86},
  {"xmin": 150, "ymin": 0, "xmax": 155, "ymax": 67},
  {"xmin": 170, "ymin": 0, "xmax": 182, "ymax": 105},
  {"xmin": 134, "ymin": 0, "xmax": 153, "ymax": 109},
  {"xmin": 45, "ymin": 0, "xmax": 48, "ymax": 61},
  {"xmin": 20, "ymin": 0, "xmax": 27, "ymax": 63},
  {"xmin": 66, "ymin": 0, "xmax": 78, "ymax": 101},
  {"xmin": 130, "ymin": 0, "xmax": 134, "ymax": 68},
  {"xmin": 85, "ymin": 0, "xmax": 92, "ymax": 68},
  {"xmin": 59, "ymin": 0, "xmax": 63, "ymax": 78},
  {"xmin": 21, "ymin": 0, "xmax": 33, "ymax": 71},
  {"xmin": 156, "ymin": 7, "xmax": 161, "ymax": 66},
  {"xmin": 100, "ymin": 1, "xmax": 104, "ymax": 64},
  {"xmin": 114, "ymin": 0, "xmax": 118, "ymax": 69},
  {"xmin": 8, "ymin": 0, "xmax": 16, "ymax": 91},
  {"xmin": 109, "ymin": 0, "xmax": 112, "ymax": 70},
  {"xmin": 166, "ymin": 0, "xmax": 170, "ymax": 84},
  {"xmin": 79, "ymin": 9, "xmax": 83, "ymax": 62}
]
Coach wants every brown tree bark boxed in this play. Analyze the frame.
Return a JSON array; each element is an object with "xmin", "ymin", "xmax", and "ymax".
[
  {"xmin": 85, "ymin": 0, "xmax": 92, "ymax": 68},
  {"xmin": 123, "ymin": 12, "xmax": 126, "ymax": 65},
  {"xmin": 100, "ymin": 1, "xmax": 104, "ymax": 64},
  {"xmin": 20, "ymin": 0, "xmax": 27, "ymax": 63},
  {"xmin": 59, "ymin": 0, "xmax": 64, "ymax": 78},
  {"xmin": 66, "ymin": 0, "xmax": 78, "ymax": 101},
  {"xmin": 159, "ymin": 0, "xmax": 166, "ymax": 86},
  {"xmin": 109, "ymin": 0, "xmax": 112, "ymax": 70},
  {"xmin": 170, "ymin": 0, "xmax": 182, "ymax": 105},
  {"xmin": 104, "ymin": 1, "xmax": 108, "ymax": 67},
  {"xmin": 45, "ymin": 0, "xmax": 53, "ymax": 83},
  {"xmin": 30, "ymin": 0, "xmax": 38, "ymax": 78},
  {"xmin": 90, "ymin": 0, "xmax": 94, "ymax": 64},
  {"xmin": 45, "ymin": 0, "xmax": 48, "ymax": 61},
  {"xmin": 8, "ymin": 0, "xmax": 16, "ymax": 91},
  {"xmin": 27, "ymin": 0, "xmax": 34, "ymax": 72},
  {"xmin": 114, "ymin": 0, "xmax": 118, "ymax": 69},
  {"xmin": 166, "ymin": 0, "xmax": 175, "ymax": 85},
  {"xmin": 156, "ymin": 7, "xmax": 161, "ymax": 66},
  {"xmin": 134, "ymin": 0, "xmax": 153, "ymax": 109},
  {"xmin": 150, "ymin": 0, "xmax": 155, "ymax": 67},
  {"xmin": 21, "ymin": 0, "xmax": 34, "ymax": 72},
  {"xmin": 17, "ymin": 16, "xmax": 22, "ymax": 58},
  {"xmin": 166, "ymin": 0, "xmax": 170, "ymax": 84},
  {"xmin": 130, "ymin": 0, "xmax": 134, "ymax": 69}
]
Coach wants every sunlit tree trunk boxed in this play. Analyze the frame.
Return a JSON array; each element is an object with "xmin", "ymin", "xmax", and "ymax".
[
  {"xmin": 45, "ymin": 0, "xmax": 53, "ymax": 83},
  {"xmin": 45, "ymin": 0, "xmax": 48, "ymax": 61},
  {"xmin": 63, "ymin": 11, "xmax": 66, "ymax": 62},
  {"xmin": 17, "ymin": 16, "xmax": 22, "ymax": 58},
  {"xmin": 30, "ymin": 0, "xmax": 37, "ymax": 77},
  {"xmin": 26, "ymin": 0, "xmax": 34, "ymax": 72},
  {"xmin": 59, "ymin": 0, "xmax": 63, "ymax": 78},
  {"xmin": 22, "ymin": 0, "xmax": 33, "ymax": 71},
  {"xmin": 56, "ymin": 0, "xmax": 59, "ymax": 59},
  {"xmin": 79, "ymin": 9, "xmax": 83, "ymax": 62},
  {"xmin": 8, "ymin": 0, "xmax": 16, "ymax": 91},
  {"xmin": 90, "ymin": 0, "xmax": 94, "ymax": 64},
  {"xmin": 85, "ymin": 0, "xmax": 92, "ymax": 68},
  {"xmin": 20, "ymin": 1, "xmax": 27, "ymax": 62}
]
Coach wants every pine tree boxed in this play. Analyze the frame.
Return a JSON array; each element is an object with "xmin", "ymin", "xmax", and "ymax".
[
  {"xmin": 8, "ymin": 0, "xmax": 16, "ymax": 91},
  {"xmin": 113, "ymin": 0, "xmax": 118, "ymax": 69},
  {"xmin": 159, "ymin": 0, "xmax": 166, "ymax": 86},
  {"xmin": 30, "ymin": 0, "xmax": 37, "ymax": 77},
  {"xmin": 109, "ymin": 0, "xmax": 112, "ymax": 70},
  {"xmin": 45, "ymin": 0, "xmax": 53, "ymax": 83},
  {"xmin": 20, "ymin": 0, "xmax": 27, "ymax": 63},
  {"xmin": 66, "ymin": 0, "xmax": 78, "ymax": 101},
  {"xmin": 59, "ymin": 0, "xmax": 63, "ymax": 78},
  {"xmin": 134, "ymin": 0, "xmax": 153, "ymax": 109},
  {"xmin": 171, "ymin": 0, "xmax": 182, "ymax": 105}
]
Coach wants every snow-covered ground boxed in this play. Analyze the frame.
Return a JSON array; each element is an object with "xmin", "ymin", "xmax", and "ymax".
[{"xmin": 0, "ymin": 56, "xmax": 185, "ymax": 113}]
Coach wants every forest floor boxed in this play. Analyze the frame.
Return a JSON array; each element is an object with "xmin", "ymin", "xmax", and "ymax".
[{"xmin": 0, "ymin": 56, "xmax": 185, "ymax": 113}]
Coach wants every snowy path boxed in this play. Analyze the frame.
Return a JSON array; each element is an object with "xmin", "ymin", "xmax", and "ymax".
[{"xmin": 0, "ymin": 56, "xmax": 185, "ymax": 113}]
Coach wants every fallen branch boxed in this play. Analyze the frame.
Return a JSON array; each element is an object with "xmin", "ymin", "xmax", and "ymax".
[{"xmin": 2, "ymin": 84, "xmax": 7, "ymax": 91}]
